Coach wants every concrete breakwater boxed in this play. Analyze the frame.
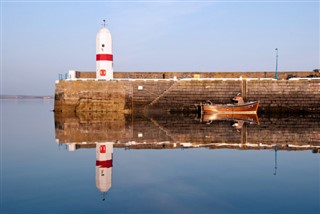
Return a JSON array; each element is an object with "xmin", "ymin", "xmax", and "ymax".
[{"xmin": 54, "ymin": 76, "xmax": 320, "ymax": 114}]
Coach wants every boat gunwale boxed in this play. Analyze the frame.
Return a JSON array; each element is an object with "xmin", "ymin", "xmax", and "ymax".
[
  {"xmin": 202, "ymin": 100, "xmax": 259, "ymax": 108},
  {"xmin": 200, "ymin": 100, "xmax": 260, "ymax": 114}
]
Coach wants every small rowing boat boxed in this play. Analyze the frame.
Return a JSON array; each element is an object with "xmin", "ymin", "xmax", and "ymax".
[{"xmin": 198, "ymin": 94, "xmax": 259, "ymax": 114}]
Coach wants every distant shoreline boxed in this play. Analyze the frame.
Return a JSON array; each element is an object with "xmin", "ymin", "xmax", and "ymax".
[{"xmin": 0, "ymin": 95, "xmax": 54, "ymax": 99}]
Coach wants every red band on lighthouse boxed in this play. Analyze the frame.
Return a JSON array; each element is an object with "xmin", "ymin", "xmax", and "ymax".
[
  {"xmin": 96, "ymin": 54, "xmax": 113, "ymax": 61},
  {"xmin": 96, "ymin": 160, "xmax": 113, "ymax": 168}
]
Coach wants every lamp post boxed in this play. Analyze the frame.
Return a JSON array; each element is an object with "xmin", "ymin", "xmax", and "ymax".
[{"xmin": 275, "ymin": 48, "xmax": 279, "ymax": 80}]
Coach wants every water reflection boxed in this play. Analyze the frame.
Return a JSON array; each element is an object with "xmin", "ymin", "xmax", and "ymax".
[
  {"xmin": 54, "ymin": 112, "xmax": 320, "ymax": 152},
  {"xmin": 96, "ymin": 142, "xmax": 113, "ymax": 200},
  {"xmin": 199, "ymin": 113, "xmax": 259, "ymax": 131},
  {"xmin": 54, "ymin": 112, "xmax": 319, "ymax": 199},
  {"xmin": 3, "ymin": 100, "xmax": 319, "ymax": 213},
  {"xmin": 274, "ymin": 145, "xmax": 278, "ymax": 176}
]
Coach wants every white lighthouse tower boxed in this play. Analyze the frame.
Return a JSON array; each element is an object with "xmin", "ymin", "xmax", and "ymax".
[
  {"xmin": 96, "ymin": 20, "xmax": 113, "ymax": 80},
  {"xmin": 96, "ymin": 142, "xmax": 113, "ymax": 200}
]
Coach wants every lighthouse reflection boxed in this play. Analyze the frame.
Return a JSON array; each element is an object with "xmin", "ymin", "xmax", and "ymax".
[{"xmin": 96, "ymin": 142, "xmax": 113, "ymax": 200}]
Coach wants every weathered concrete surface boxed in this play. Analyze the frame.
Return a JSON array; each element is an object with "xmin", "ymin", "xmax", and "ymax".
[{"xmin": 54, "ymin": 78, "xmax": 320, "ymax": 113}]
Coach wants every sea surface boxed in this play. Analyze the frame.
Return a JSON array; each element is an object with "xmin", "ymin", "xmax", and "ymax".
[{"xmin": 1, "ymin": 99, "xmax": 319, "ymax": 214}]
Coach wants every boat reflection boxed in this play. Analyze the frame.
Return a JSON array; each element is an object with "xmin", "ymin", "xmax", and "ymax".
[{"xmin": 199, "ymin": 113, "xmax": 259, "ymax": 131}]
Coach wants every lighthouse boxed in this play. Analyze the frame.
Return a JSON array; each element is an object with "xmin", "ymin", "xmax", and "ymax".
[
  {"xmin": 96, "ymin": 142, "xmax": 113, "ymax": 200},
  {"xmin": 96, "ymin": 21, "xmax": 113, "ymax": 80}
]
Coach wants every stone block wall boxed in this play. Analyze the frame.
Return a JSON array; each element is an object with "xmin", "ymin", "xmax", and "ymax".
[
  {"xmin": 54, "ymin": 78, "xmax": 320, "ymax": 113},
  {"xmin": 246, "ymin": 79, "xmax": 320, "ymax": 113},
  {"xmin": 131, "ymin": 80, "xmax": 175, "ymax": 111},
  {"xmin": 145, "ymin": 79, "xmax": 320, "ymax": 113},
  {"xmin": 148, "ymin": 79, "xmax": 242, "ymax": 112},
  {"xmin": 54, "ymin": 80, "xmax": 132, "ymax": 113}
]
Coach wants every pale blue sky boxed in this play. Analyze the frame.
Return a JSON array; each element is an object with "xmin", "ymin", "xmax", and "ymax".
[{"xmin": 1, "ymin": 1, "xmax": 319, "ymax": 95}]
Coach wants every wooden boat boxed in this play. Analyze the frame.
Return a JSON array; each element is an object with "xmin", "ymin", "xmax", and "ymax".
[{"xmin": 199, "ymin": 94, "xmax": 259, "ymax": 114}]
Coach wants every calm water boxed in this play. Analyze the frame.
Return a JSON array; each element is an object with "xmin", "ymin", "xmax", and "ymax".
[{"xmin": 1, "ymin": 100, "xmax": 319, "ymax": 214}]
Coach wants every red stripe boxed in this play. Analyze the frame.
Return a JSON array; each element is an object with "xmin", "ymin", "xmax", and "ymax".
[
  {"xmin": 96, "ymin": 160, "xmax": 113, "ymax": 168},
  {"xmin": 96, "ymin": 54, "xmax": 113, "ymax": 61}
]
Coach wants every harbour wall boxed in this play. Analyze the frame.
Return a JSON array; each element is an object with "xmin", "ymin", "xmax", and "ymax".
[
  {"xmin": 54, "ymin": 78, "xmax": 320, "ymax": 113},
  {"xmin": 76, "ymin": 71, "xmax": 317, "ymax": 79}
]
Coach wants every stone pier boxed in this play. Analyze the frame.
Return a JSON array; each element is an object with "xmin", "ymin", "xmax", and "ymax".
[{"xmin": 54, "ymin": 77, "xmax": 320, "ymax": 114}]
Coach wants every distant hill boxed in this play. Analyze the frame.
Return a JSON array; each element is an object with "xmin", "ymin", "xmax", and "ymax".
[{"xmin": 0, "ymin": 95, "xmax": 54, "ymax": 99}]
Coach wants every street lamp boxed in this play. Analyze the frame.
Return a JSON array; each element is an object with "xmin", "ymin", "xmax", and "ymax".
[{"xmin": 275, "ymin": 48, "xmax": 279, "ymax": 80}]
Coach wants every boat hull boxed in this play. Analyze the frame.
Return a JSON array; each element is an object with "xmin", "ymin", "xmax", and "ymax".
[{"xmin": 201, "ymin": 101, "xmax": 259, "ymax": 114}]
